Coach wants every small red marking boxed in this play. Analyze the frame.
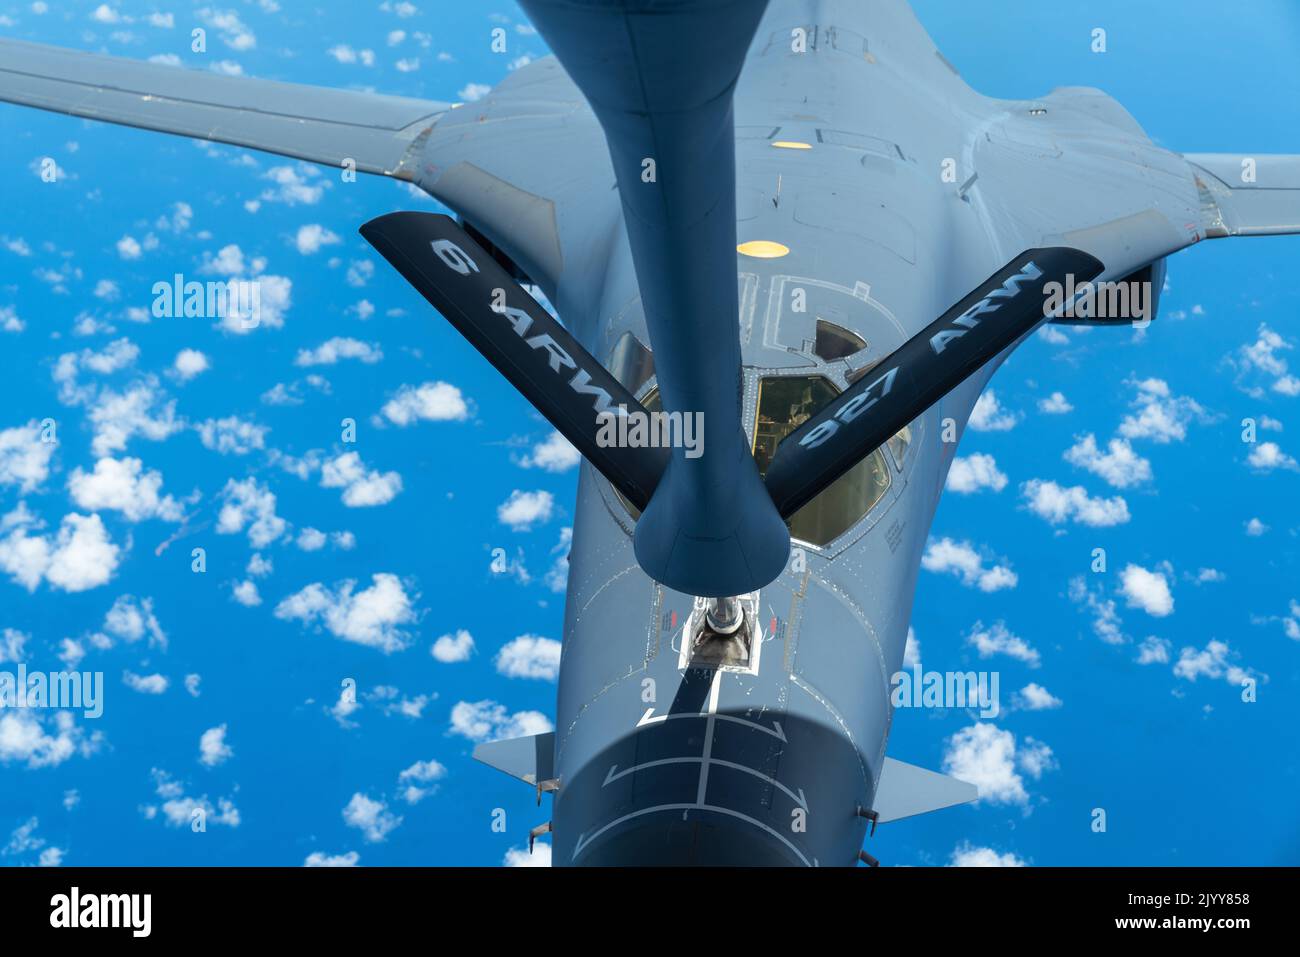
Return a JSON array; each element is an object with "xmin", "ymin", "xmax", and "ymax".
[
  {"xmin": 670, "ymin": 611, "xmax": 677, "ymax": 629},
  {"xmin": 769, "ymin": 616, "xmax": 778, "ymax": 634}
]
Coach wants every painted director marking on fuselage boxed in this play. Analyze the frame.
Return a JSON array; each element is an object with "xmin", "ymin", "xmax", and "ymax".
[
  {"xmin": 431, "ymin": 237, "xmax": 629, "ymax": 417},
  {"xmin": 798, "ymin": 260, "xmax": 1044, "ymax": 451},
  {"xmin": 929, "ymin": 259, "xmax": 1043, "ymax": 354}
]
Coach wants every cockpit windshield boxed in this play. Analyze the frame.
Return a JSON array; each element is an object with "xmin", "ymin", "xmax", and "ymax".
[
  {"xmin": 617, "ymin": 375, "xmax": 896, "ymax": 548},
  {"xmin": 752, "ymin": 375, "xmax": 892, "ymax": 546}
]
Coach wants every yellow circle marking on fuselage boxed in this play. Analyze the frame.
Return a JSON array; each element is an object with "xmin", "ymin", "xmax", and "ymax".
[{"xmin": 737, "ymin": 240, "xmax": 791, "ymax": 258}]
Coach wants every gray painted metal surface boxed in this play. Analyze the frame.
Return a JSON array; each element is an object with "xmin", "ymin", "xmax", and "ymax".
[{"xmin": 3, "ymin": 0, "xmax": 1296, "ymax": 867}]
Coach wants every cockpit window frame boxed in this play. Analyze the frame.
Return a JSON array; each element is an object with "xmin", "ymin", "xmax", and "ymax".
[
  {"xmin": 596, "ymin": 285, "xmax": 923, "ymax": 557},
  {"xmin": 749, "ymin": 372, "xmax": 894, "ymax": 549}
]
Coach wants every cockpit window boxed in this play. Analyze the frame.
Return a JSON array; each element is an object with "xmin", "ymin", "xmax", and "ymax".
[
  {"xmin": 607, "ymin": 332, "xmax": 655, "ymax": 394},
  {"xmin": 887, "ymin": 423, "xmax": 912, "ymax": 470},
  {"xmin": 845, "ymin": 358, "xmax": 883, "ymax": 385},
  {"xmin": 813, "ymin": 319, "xmax": 867, "ymax": 362},
  {"xmin": 615, "ymin": 377, "xmax": 892, "ymax": 547},
  {"xmin": 753, "ymin": 375, "xmax": 891, "ymax": 546}
]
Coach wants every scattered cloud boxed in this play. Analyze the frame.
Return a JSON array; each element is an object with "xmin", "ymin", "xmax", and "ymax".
[
  {"xmin": 458, "ymin": 82, "xmax": 492, "ymax": 102},
  {"xmin": 171, "ymin": 349, "xmax": 210, "ymax": 382},
  {"xmin": 0, "ymin": 711, "xmax": 101, "ymax": 769},
  {"xmin": 1136, "ymin": 636, "xmax": 1171, "ymax": 665},
  {"xmin": 275, "ymin": 573, "xmax": 418, "ymax": 653},
  {"xmin": 320, "ymin": 451, "xmax": 402, "ymax": 507},
  {"xmin": 945, "ymin": 454, "xmax": 1007, "ymax": 494},
  {"xmin": 295, "ymin": 337, "xmax": 381, "ymax": 367},
  {"xmin": 196, "ymin": 416, "xmax": 268, "ymax": 455},
  {"xmin": 448, "ymin": 700, "xmax": 552, "ymax": 742},
  {"xmin": 0, "ymin": 421, "xmax": 56, "ymax": 493},
  {"xmin": 1068, "ymin": 576, "xmax": 1125, "ymax": 644},
  {"xmin": 517, "ymin": 431, "xmax": 580, "ymax": 472},
  {"xmin": 1012, "ymin": 683, "xmax": 1062, "ymax": 711},
  {"xmin": 231, "ymin": 580, "xmax": 261, "ymax": 607},
  {"xmin": 380, "ymin": 382, "xmax": 470, "ymax": 426},
  {"xmin": 216, "ymin": 477, "xmax": 287, "ymax": 547},
  {"xmin": 146, "ymin": 768, "xmax": 240, "ymax": 829},
  {"xmin": 397, "ymin": 759, "xmax": 447, "ymax": 804},
  {"xmin": 1228, "ymin": 324, "xmax": 1300, "ymax": 397},
  {"xmin": 0, "ymin": 508, "xmax": 122, "ymax": 593},
  {"xmin": 942, "ymin": 723, "xmax": 1054, "ymax": 807},
  {"xmin": 950, "ymin": 842, "xmax": 1026, "ymax": 867},
  {"xmin": 1021, "ymin": 479, "xmax": 1130, "ymax": 527},
  {"xmin": 921, "ymin": 538, "xmax": 1017, "ymax": 592},
  {"xmin": 123, "ymin": 670, "xmax": 168, "ymax": 695},
  {"xmin": 432, "ymin": 629, "xmax": 475, "ymax": 663},
  {"xmin": 965, "ymin": 620, "xmax": 1040, "ymax": 667},
  {"xmin": 494, "ymin": 635, "xmax": 562, "ymax": 680},
  {"xmin": 305, "ymin": 851, "xmax": 359, "ymax": 867},
  {"xmin": 68, "ymin": 456, "xmax": 184, "ymax": 521},
  {"xmin": 198, "ymin": 725, "xmax": 233, "ymax": 767},
  {"xmin": 504, "ymin": 843, "xmax": 551, "ymax": 867},
  {"xmin": 294, "ymin": 224, "xmax": 341, "ymax": 254},
  {"xmin": 1038, "ymin": 391, "xmax": 1073, "ymax": 414},
  {"xmin": 968, "ymin": 390, "xmax": 1019, "ymax": 432},
  {"xmin": 1063, "ymin": 434, "xmax": 1152, "ymax": 488},
  {"xmin": 497, "ymin": 490, "xmax": 554, "ymax": 532},
  {"xmin": 342, "ymin": 793, "xmax": 400, "ymax": 842},
  {"xmin": 1118, "ymin": 377, "xmax": 1211, "ymax": 444},
  {"xmin": 1119, "ymin": 563, "xmax": 1174, "ymax": 617},
  {"xmin": 1247, "ymin": 441, "xmax": 1298, "ymax": 472},
  {"xmin": 1173, "ymin": 639, "xmax": 1260, "ymax": 687},
  {"xmin": 327, "ymin": 44, "xmax": 375, "ymax": 66}
]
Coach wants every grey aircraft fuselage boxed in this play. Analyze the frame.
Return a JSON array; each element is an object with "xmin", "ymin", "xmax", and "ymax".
[{"xmin": 472, "ymin": 3, "xmax": 1199, "ymax": 865}]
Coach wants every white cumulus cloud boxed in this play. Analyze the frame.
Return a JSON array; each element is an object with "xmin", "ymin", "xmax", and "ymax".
[
  {"xmin": 1021, "ymin": 479, "xmax": 1130, "ymax": 527},
  {"xmin": 448, "ymin": 700, "xmax": 552, "ymax": 742},
  {"xmin": 968, "ymin": 390, "xmax": 1019, "ymax": 431},
  {"xmin": 1063, "ymin": 434, "xmax": 1152, "ymax": 488},
  {"xmin": 0, "ymin": 421, "xmax": 56, "ymax": 493},
  {"xmin": 275, "ymin": 573, "xmax": 418, "ymax": 653},
  {"xmin": 320, "ymin": 451, "xmax": 402, "ymax": 507},
  {"xmin": 965, "ymin": 620, "xmax": 1040, "ymax": 667},
  {"xmin": 494, "ymin": 635, "xmax": 562, "ymax": 680},
  {"xmin": 342, "ymin": 792, "xmax": 400, "ymax": 842},
  {"xmin": 497, "ymin": 490, "xmax": 554, "ymax": 531},
  {"xmin": 199, "ymin": 724, "xmax": 233, "ymax": 767},
  {"xmin": 921, "ymin": 538, "xmax": 1017, "ymax": 592},
  {"xmin": 0, "ymin": 510, "xmax": 122, "ymax": 593},
  {"xmin": 945, "ymin": 454, "xmax": 1007, "ymax": 494},
  {"xmin": 432, "ymin": 629, "xmax": 475, "ymax": 663},
  {"xmin": 380, "ymin": 381, "xmax": 470, "ymax": 426},
  {"xmin": 67, "ymin": 456, "xmax": 183, "ymax": 521},
  {"xmin": 1119, "ymin": 563, "xmax": 1174, "ymax": 617}
]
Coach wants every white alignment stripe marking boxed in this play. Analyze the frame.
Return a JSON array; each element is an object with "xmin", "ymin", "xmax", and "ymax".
[
  {"xmin": 695, "ymin": 668, "xmax": 722, "ymax": 805},
  {"xmin": 580, "ymin": 667, "xmax": 808, "ymax": 863},
  {"xmin": 715, "ymin": 713, "xmax": 786, "ymax": 741},
  {"xmin": 708, "ymin": 758, "xmax": 807, "ymax": 810},
  {"xmin": 635, "ymin": 709, "xmax": 785, "ymax": 740}
]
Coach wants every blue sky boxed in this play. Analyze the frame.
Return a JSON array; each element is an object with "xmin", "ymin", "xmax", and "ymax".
[{"xmin": 1, "ymin": 0, "xmax": 1297, "ymax": 868}]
